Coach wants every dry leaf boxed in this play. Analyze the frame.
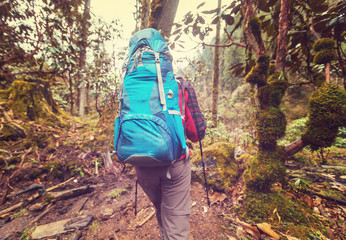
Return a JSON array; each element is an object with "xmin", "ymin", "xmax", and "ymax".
[
  {"xmin": 256, "ymin": 222, "xmax": 280, "ymax": 240},
  {"xmin": 236, "ymin": 219, "xmax": 260, "ymax": 239},
  {"xmin": 210, "ymin": 192, "xmax": 227, "ymax": 204},
  {"xmin": 273, "ymin": 208, "xmax": 281, "ymax": 224}
]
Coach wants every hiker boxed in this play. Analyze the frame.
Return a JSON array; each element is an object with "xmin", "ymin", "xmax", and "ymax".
[
  {"xmin": 135, "ymin": 76, "xmax": 206, "ymax": 240},
  {"xmin": 114, "ymin": 28, "xmax": 206, "ymax": 239}
]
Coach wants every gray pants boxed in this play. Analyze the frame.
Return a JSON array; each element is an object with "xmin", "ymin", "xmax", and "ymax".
[{"xmin": 135, "ymin": 158, "xmax": 191, "ymax": 240}]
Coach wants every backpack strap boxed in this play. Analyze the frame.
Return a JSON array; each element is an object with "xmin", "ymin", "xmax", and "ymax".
[
  {"xmin": 176, "ymin": 78, "xmax": 186, "ymax": 135},
  {"xmin": 154, "ymin": 52, "xmax": 167, "ymax": 111},
  {"xmin": 117, "ymin": 59, "xmax": 129, "ymax": 116}
]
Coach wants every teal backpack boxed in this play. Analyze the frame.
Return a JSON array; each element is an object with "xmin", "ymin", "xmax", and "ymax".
[{"xmin": 114, "ymin": 28, "xmax": 186, "ymax": 167}]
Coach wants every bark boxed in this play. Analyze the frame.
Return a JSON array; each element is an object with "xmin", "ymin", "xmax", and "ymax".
[
  {"xmin": 284, "ymin": 138, "xmax": 306, "ymax": 157},
  {"xmin": 78, "ymin": 0, "xmax": 91, "ymax": 117},
  {"xmin": 156, "ymin": 0, "xmax": 180, "ymax": 38},
  {"xmin": 211, "ymin": 0, "xmax": 221, "ymax": 127},
  {"xmin": 275, "ymin": 0, "xmax": 290, "ymax": 72}
]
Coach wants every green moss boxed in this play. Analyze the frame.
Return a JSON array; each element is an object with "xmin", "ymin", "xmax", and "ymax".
[
  {"xmin": 313, "ymin": 38, "xmax": 335, "ymax": 52},
  {"xmin": 257, "ymin": 74, "xmax": 288, "ymax": 109},
  {"xmin": 313, "ymin": 49, "xmax": 335, "ymax": 64},
  {"xmin": 245, "ymin": 56, "xmax": 270, "ymax": 87},
  {"xmin": 256, "ymin": 107, "xmax": 287, "ymax": 150},
  {"xmin": 239, "ymin": 191, "xmax": 310, "ymax": 225},
  {"xmin": 302, "ymin": 84, "xmax": 346, "ymax": 150},
  {"xmin": 197, "ymin": 142, "xmax": 239, "ymax": 190},
  {"xmin": 244, "ymin": 149, "xmax": 286, "ymax": 191}
]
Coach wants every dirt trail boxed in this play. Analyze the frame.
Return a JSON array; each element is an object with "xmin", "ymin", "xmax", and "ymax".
[{"xmin": 0, "ymin": 173, "xmax": 234, "ymax": 240}]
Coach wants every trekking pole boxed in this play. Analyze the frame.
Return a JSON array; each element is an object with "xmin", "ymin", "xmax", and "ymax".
[
  {"xmin": 135, "ymin": 178, "xmax": 138, "ymax": 216},
  {"xmin": 199, "ymin": 140, "xmax": 210, "ymax": 207}
]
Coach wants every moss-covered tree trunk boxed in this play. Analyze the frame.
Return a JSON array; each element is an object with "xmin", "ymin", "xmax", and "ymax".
[
  {"xmin": 243, "ymin": 0, "xmax": 291, "ymax": 192},
  {"xmin": 211, "ymin": 0, "xmax": 221, "ymax": 128},
  {"xmin": 140, "ymin": 0, "xmax": 150, "ymax": 30}
]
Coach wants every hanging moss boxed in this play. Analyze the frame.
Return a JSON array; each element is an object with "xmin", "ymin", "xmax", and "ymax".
[
  {"xmin": 244, "ymin": 149, "xmax": 286, "ymax": 192},
  {"xmin": 313, "ymin": 49, "xmax": 335, "ymax": 64},
  {"xmin": 256, "ymin": 107, "xmax": 287, "ymax": 150},
  {"xmin": 302, "ymin": 84, "xmax": 346, "ymax": 150},
  {"xmin": 312, "ymin": 72, "xmax": 325, "ymax": 88},
  {"xmin": 312, "ymin": 38, "xmax": 335, "ymax": 52}
]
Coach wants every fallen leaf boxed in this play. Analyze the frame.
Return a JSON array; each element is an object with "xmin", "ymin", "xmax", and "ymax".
[
  {"xmin": 210, "ymin": 192, "xmax": 227, "ymax": 204},
  {"xmin": 256, "ymin": 222, "xmax": 280, "ymax": 240},
  {"xmin": 236, "ymin": 219, "xmax": 260, "ymax": 239}
]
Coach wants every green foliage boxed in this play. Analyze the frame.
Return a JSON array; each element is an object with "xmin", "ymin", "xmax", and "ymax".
[
  {"xmin": 302, "ymin": 84, "xmax": 346, "ymax": 151},
  {"xmin": 278, "ymin": 117, "xmax": 308, "ymax": 146},
  {"xmin": 334, "ymin": 127, "xmax": 346, "ymax": 148},
  {"xmin": 13, "ymin": 209, "xmax": 28, "ymax": 219}
]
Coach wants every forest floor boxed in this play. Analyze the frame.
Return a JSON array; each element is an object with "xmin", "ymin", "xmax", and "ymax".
[{"xmin": 0, "ymin": 118, "xmax": 345, "ymax": 240}]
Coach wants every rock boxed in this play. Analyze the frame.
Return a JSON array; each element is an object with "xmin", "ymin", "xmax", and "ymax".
[
  {"xmin": 31, "ymin": 214, "xmax": 93, "ymax": 239},
  {"xmin": 100, "ymin": 207, "xmax": 114, "ymax": 220}
]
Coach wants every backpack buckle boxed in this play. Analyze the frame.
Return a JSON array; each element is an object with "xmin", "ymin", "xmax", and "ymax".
[{"xmin": 155, "ymin": 54, "xmax": 160, "ymax": 63}]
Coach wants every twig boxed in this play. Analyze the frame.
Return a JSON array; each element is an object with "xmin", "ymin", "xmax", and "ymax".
[{"xmin": 307, "ymin": 189, "xmax": 346, "ymax": 206}]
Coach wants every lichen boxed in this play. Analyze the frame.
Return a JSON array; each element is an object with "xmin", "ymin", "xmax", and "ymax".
[{"xmin": 302, "ymin": 84, "xmax": 346, "ymax": 150}]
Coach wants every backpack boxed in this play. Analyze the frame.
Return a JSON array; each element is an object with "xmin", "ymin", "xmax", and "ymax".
[{"xmin": 114, "ymin": 28, "xmax": 186, "ymax": 167}]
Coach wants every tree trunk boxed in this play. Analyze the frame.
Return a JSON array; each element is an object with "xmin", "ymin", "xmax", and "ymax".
[
  {"xmin": 140, "ymin": 0, "xmax": 150, "ymax": 30},
  {"xmin": 68, "ymin": 72, "xmax": 74, "ymax": 115},
  {"xmin": 211, "ymin": 0, "xmax": 221, "ymax": 127},
  {"xmin": 157, "ymin": 0, "xmax": 179, "ymax": 38},
  {"xmin": 275, "ymin": 0, "xmax": 290, "ymax": 72},
  {"xmin": 147, "ymin": 0, "xmax": 179, "ymax": 39},
  {"xmin": 78, "ymin": 0, "xmax": 91, "ymax": 117}
]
